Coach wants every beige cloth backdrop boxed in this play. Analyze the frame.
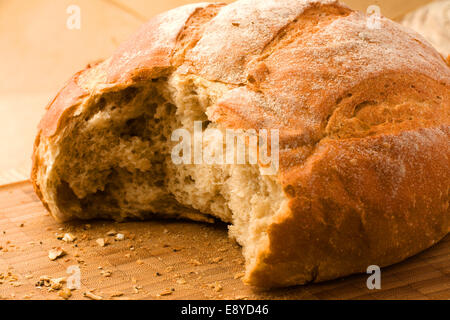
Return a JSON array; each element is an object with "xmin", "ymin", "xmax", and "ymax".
[{"xmin": 0, "ymin": 0, "xmax": 435, "ymax": 185}]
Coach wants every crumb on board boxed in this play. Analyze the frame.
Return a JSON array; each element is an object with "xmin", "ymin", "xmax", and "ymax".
[
  {"xmin": 106, "ymin": 230, "xmax": 117, "ymax": 236},
  {"xmin": 109, "ymin": 292, "xmax": 124, "ymax": 298},
  {"xmin": 96, "ymin": 238, "xmax": 106, "ymax": 247},
  {"xmin": 48, "ymin": 248, "xmax": 65, "ymax": 261},
  {"xmin": 100, "ymin": 270, "xmax": 112, "ymax": 277},
  {"xmin": 84, "ymin": 291, "xmax": 103, "ymax": 300},
  {"xmin": 62, "ymin": 233, "xmax": 76, "ymax": 243},
  {"xmin": 59, "ymin": 288, "xmax": 72, "ymax": 300},
  {"xmin": 116, "ymin": 233, "xmax": 125, "ymax": 241},
  {"xmin": 158, "ymin": 289, "xmax": 174, "ymax": 297},
  {"xmin": 0, "ymin": 270, "xmax": 20, "ymax": 285},
  {"xmin": 133, "ymin": 285, "xmax": 142, "ymax": 294}
]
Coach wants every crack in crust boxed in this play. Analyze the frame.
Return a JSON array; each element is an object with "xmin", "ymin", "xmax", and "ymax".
[
  {"xmin": 258, "ymin": 2, "xmax": 351, "ymax": 62},
  {"xmin": 172, "ymin": 3, "xmax": 226, "ymax": 67}
]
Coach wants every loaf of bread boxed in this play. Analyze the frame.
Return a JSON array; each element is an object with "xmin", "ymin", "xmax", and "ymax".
[{"xmin": 32, "ymin": 0, "xmax": 450, "ymax": 288}]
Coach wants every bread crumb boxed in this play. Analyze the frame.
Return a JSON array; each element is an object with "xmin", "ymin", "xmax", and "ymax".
[
  {"xmin": 96, "ymin": 238, "xmax": 106, "ymax": 247},
  {"xmin": 62, "ymin": 233, "xmax": 76, "ymax": 243},
  {"xmin": 35, "ymin": 275, "xmax": 50, "ymax": 287},
  {"xmin": 48, "ymin": 248, "xmax": 65, "ymax": 261},
  {"xmin": 100, "ymin": 270, "xmax": 112, "ymax": 277},
  {"xmin": 50, "ymin": 277, "xmax": 66, "ymax": 291},
  {"xmin": 158, "ymin": 289, "xmax": 173, "ymax": 296},
  {"xmin": 59, "ymin": 288, "xmax": 72, "ymax": 300},
  {"xmin": 35, "ymin": 276, "xmax": 66, "ymax": 291},
  {"xmin": 133, "ymin": 285, "xmax": 142, "ymax": 294},
  {"xmin": 116, "ymin": 233, "xmax": 125, "ymax": 241},
  {"xmin": 110, "ymin": 292, "xmax": 124, "ymax": 298},
  {"xmin": 84, "ymin": 291, "xmax": 103, "ymax": 300},
  {"xmin": 106, "ymin": 230, "xmax": 117, "ymax": 236}
]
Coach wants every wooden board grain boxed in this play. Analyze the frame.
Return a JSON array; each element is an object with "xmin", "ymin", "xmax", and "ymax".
[{"xmin": 0, "ymin": 182, "xmax": 449, "ymax": 300}]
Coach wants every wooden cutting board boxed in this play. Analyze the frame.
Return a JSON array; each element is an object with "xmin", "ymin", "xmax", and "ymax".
[{"xmin": 0, "ymin": 181, "xmax": 449, "ymax": 300}]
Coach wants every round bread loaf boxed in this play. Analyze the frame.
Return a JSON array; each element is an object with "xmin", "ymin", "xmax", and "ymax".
[{"xmin": 32, "ymin": 0, "xmax": 450, "ymax": 288}]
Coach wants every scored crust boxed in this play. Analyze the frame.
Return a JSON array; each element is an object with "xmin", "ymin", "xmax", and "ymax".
[{"xmin": 32, "ymin": 0, "xmax": 450, "ymax": 288}]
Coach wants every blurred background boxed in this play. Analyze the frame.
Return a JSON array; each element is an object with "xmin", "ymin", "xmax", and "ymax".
[{"xmin": 0, "ymin": 0, "xmax": 448, "ymax": 184}]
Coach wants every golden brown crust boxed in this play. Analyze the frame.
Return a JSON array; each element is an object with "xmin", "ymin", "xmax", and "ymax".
[{"xmin": 32, "ymin": 0, "xmax": 450, "ymax": 287}]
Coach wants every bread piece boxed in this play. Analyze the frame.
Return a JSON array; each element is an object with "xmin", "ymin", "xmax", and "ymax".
[{"xmin": 32, "ymin": 0, "xmax": 450, "ymax": 288}]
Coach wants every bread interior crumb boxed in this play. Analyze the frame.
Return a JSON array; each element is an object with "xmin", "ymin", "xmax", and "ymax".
[{"xmin": 48, "ymin": 73, "xmax": 288, "ymax": 268}]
